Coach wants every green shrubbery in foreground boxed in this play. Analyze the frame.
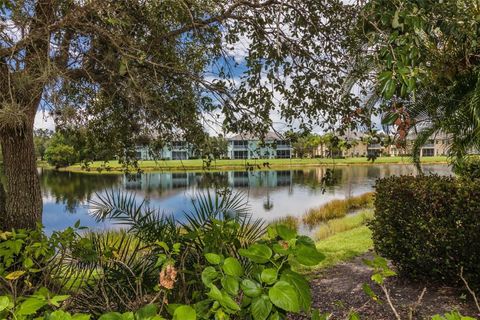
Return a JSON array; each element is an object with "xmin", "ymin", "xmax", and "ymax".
[
  {"xmin": 0, "ymin": 192, "xmax": 326, "ymax": 319},
  {"xmin": 371, "ymin": 175, "xmax": 480, "ymax": 286}
]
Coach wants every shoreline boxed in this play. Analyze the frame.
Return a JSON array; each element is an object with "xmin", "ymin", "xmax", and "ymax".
[{"xmin": 37, "ymin": 156, "xmax": 450, "ymax": 174}]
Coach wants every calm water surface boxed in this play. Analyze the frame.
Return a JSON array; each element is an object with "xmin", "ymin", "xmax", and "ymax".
[{"xmin": 39, "ymin": 164, "xmax": 452, "ymax": 232}]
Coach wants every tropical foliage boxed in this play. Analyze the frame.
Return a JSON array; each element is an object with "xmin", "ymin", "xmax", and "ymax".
[
  {"xmin": 0, "ymin": 192, "xmax": 326, "ymax": 319},
  {"xmin": 355, "ymin": 0, "xmax": 480, "ymax": 163}
]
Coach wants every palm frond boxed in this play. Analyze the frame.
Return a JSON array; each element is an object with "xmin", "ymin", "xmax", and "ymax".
[{"xmin": 90, "ymin": 190, "xmax": 180, "ymax": 243}]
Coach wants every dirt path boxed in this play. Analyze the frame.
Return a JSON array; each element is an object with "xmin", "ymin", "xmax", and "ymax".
[{"xmin": 290, "ymin": 251, "xmax": 479, "ymax": 320}]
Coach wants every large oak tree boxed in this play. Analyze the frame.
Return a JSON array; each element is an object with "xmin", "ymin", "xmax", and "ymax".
[{"xmin": 0, "ymin": 0, "xmax": 361, "ymax": 229}]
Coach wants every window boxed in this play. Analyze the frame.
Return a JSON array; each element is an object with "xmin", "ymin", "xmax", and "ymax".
[
  {"xmin": 135, "ymin": 151, "xmax": 142, "ymax": 159},
  {"xmin": 277, "ymin": 140, "xmax": 291, "ymax": 148},
  {"xmin": 172, "ymin": 141, "xmax": 187, "ymax": 149},
  {"xmin": 276, "ymin": 150, "xmax": 291, "ymax": 158},
  {"xmin": 172, "ymin": 151, "xmax": 188, "ymax": 160},
  {"xmin": 233, "ymin": 150, "xmax": 248, "ymax": 159},
  {"xmin": 422, "ymin": 148, "xmax": 434, "ymax": 157},
  {"xmin": 233, "ymin": 140, "xmax": 248, "ymax": 147}
]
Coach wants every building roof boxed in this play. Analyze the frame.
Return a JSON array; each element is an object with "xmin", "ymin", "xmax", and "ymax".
[{"xmin": 227, "ymin": 131, "xmax": 284, "ymax": 141}]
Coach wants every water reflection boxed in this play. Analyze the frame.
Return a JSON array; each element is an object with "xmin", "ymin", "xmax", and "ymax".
[{"xmin": 38, "ymin": 164, "xmax": 451, "ymax": 232}]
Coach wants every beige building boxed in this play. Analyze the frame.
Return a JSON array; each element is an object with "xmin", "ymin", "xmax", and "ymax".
[
  {"xmin": 389, "ymin": 132, "xmax": 451, "ymax": 157},
  {"xmin": 316, "ymin": 130, "xmax": 452, "ymax": 158}
]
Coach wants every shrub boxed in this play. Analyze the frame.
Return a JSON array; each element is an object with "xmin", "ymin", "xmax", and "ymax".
[
  {"xmin": 0, "ymin": 198, "xmax": 325, "ymax": 319},
  {"xmin": 371, "ymin": 175, "xmax": 480, "ymax": 286},
  {"xmin": 44, "ymin": 144, "xmax": 78, "ymax": 168},
  {"xmin": 303, "ymin": 192, "xmax": 374, "ymax": 228},
  {"xmin": 454, "ymin": 156, "xmax": 480, "ymax": 180}
]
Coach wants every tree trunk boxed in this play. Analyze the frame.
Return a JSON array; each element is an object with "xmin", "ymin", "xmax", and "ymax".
[{"xmin": 0, "ymin": 127, "xmax": 42, "ymax": 230}]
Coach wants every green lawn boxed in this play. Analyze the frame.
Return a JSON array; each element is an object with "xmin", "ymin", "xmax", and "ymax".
[
  {"xmin": 293, "ymin": 226, "xmax": 373, "ymax": 274},
  {"xmin": 313, "ymin": 226, "xmax": 373, "ymax": 270},
  {"xmin": 39, "ymin": 156, "xmax": 448, "ymax": 173}
]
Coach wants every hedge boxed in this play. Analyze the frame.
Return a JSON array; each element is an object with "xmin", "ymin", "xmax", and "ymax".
[{"xmin": 371, "ymin": 175, "xmax": 480, "ymax": 286}]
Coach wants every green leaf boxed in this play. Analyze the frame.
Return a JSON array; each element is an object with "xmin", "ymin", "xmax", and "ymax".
[
  {"xmin": 294, "ymin": 245, "xmax": 325, "ymax": 266},
  {"xmin": 371, "ymin": 273, "xmax": 384, "ymax": 285},
  {"xmin": 383, "ymin": 79, "xmax": 396, "ymax": 99},
  {"xmin": 221, "ymin": 275, "xmax": 239, "ymax": 296},
  {"xmin": 205, "ymin": 253, "xmax": 222, "ymax": 265},
  {"xmin": 250, "ymin": 295, "xmax": 272, "ymax": 320},
  {"xmin": 362, "ymin": 283, "xmax": 378, "ymax": 302},
  {"xmin": 239, "ymin": 244, "xmax": 272, "ymax": 264},
  {"xmin": 98, "ymin": 312, "xmax": 125, "ymax": 320},
  {"xmin": 208, "ymin": 285, "xmax": 240, "ymax": 311},
  {"xmin": 23, "ymin": 257, "xmax": 34, "ymax": 269},
  {"xmin": 222, "ymin": 257, "xmax": 243, "ymax": 277},
  {"xmin": 266, "ymin": 225, "xmax": 278, "ymax": 239},
  {"xmin": 241, "ymin": 279, "xmax": 263, "ymax": 298},
  {"xmin": 280, "ymin": 270, "xmax": 311, "ymax": 311},
  {"xmin": 348, "ymin": 311, "xmax": 361, "ymax": 320},
  {"xmin": 260, "ymin": 268, "xmax": 277, "ymax": 285},
  {"xmin": 276, "ymin": 224, "xmax": 297, "ymax": 240},
  {"xmin": 72, "ymin": 314, "xmax": 91, "ymax": 320},
  {"xmin": 173, "ymin": 305, "xmax": 196, "ymax": 320},
  {"xmin": 48, "ymin": 310, "xmax": 73, "ymax": 320},
  {"xmin": 201, "ymin": 266, "xmax": 218, "ymax": 286},
  {"xmin": 17, "ymin": 296, "xmax": 48, "ymax": 316},
  {"xmin": 50, "ymin": 294, "xmax": 70, "ymax": 307},
  {"xmin": 136, "ymin": 304, "xmax": 158, "ymax": 318},
  {"xmin": 268, "ymin": 281, "xmax": 300, "ymax": 312},
  {"xmin": 268, "ymin": 311, "xmax": 281, "ymax": 320},
  {"xmin": 0, "ymin": 296, "xmax": 10, "ymax": 312},
  {"xmin": 381, "ymin": 112, "xmax": 399, "ymax": 126}
]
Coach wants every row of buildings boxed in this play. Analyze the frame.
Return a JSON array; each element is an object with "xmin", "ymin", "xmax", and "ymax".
[{"xmin": 136, "ymin": 131, "xmax": 452, "ymax": 161}]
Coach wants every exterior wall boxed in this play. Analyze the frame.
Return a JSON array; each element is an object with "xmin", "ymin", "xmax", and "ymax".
[
  {"xmin": 135, "ymin": 142, "xmax": 193, "ymax": 160},
  {"xmin": 344, "ymin": 142, "xmax": 368, "ymax": 157},
  {"xmin": 227, "ymin": 139, "xmax": 292, "ymax": 159},
  {"xmin": 389, "ymin": 136, "xmax": 451, "ymax": 157}
]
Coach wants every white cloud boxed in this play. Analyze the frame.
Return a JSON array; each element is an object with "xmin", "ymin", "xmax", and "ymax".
[
  {"xmin": 224, "ymin": 34, "xmax": 252, "ymax": 64},
  {"xmin": 34, "ymin": 111, "xmax": 55, "ymax": 130}
]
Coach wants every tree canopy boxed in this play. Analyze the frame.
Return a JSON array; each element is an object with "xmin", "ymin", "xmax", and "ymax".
[
  {"xmin": 0, "ymin": 0, "xmax": 360, "ymax": 229},
  {"xmin": 353, "ymin": 0, "xmax": 480, "ymax": 163}
]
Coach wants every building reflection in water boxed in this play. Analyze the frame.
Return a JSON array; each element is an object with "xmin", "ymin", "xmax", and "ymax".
[{"xmin": 38, "ymin": 164, "xmax": 451, "ymax": 232}]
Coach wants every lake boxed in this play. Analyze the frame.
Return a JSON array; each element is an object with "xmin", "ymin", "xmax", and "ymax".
[{"xmin": 39, "ymin": 163, "xmax": 452, "ymax": 232}]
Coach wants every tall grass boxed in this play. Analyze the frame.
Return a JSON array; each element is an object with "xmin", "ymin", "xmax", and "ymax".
[
  {"xmin": 269, "ymin": 215, "xmax": 300, "ymax": 232},
  {"xmin": 314, "ymin": 209, "xmax": 374, "ymax": 240},
  {"xmin": 302, "ymin": 192, "xmax": 374, "ymax": 228}
]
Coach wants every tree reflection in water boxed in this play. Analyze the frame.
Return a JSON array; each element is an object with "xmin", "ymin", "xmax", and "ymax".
[{"xmin": 39, "ymin": 169, "xmax": 121, "ymax": 213}]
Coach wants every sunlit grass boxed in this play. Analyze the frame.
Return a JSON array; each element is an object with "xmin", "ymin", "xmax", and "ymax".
[
  {"xmin": 37, "ymin": 156, "xmax": 449, "ymax": 173},
  {"xmin": 314, "ymin": 209, "xmax": 374, "ymax": 240},
  {"xmin": 315, "ymin": 226, "xmax": 373, "ymax": 269},
  {"xmin": 302, "ymin": 192, "xmax": 374, "ymax": 228}
]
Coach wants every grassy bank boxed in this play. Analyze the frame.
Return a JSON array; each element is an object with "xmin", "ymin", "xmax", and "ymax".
[
  {"xmin": 38, "ymin": 156, "xmax": 449, "ymax": 173},
  {"xmin": 303, "ymin": 192, "xmax": 374, "ymax": 227},
  {"xmin": 315, "ymin": 209, "xmax": 374, "ymax": 240},
  {"xmin": 315, "ymin": 226, "xmax": 373, "ymax": 269}
]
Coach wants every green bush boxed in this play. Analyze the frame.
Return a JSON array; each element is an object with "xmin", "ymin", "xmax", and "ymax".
[
  {"xmin": 454, "ymin": 156, "xmax": 480, "ymax": 180},
  {"xmin": 44, "ymin": 144, "xmax": 78, "ymax": 168},
  {"xmin": 0, "ymin": 192, "xmax": 326, "ymax": 319},
  {"xmin": 371, "ymin": 175, "xmax": 480, "ymax": 285}
]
